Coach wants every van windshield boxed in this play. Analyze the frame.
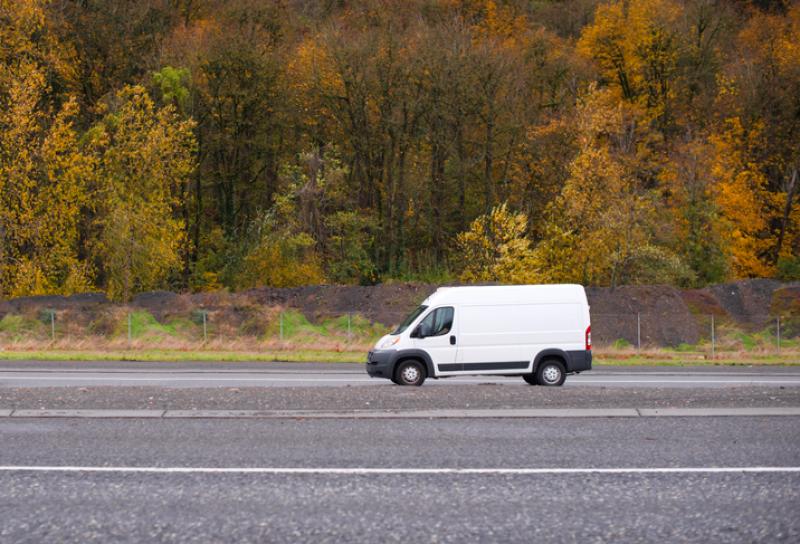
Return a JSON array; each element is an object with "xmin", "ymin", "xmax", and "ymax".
[{"xmin": 392, "ymin": 305, "xmax": 428, "ymax": 335}]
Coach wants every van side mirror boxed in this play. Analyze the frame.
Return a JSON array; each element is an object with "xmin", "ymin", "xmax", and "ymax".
[{"xmin": 410, "ymin": 325, "xmax": 423, "ymax": 338}]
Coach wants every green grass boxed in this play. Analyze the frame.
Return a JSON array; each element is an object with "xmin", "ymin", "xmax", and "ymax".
[
  {"xmin": 735, "ymin": 332, "xmax": 758, "ymax": 350},
  {"xmin": 0, "ymin": 349, "xmax": 797, "ymax": 365},
  {"xmin": 113, "ymin": 311, "xmax": 186, "ymax": 340},
  {"xmin": 0, "ymin": 315, "xmax": 28, "ymax": 334},
  {"xmin": 593, "ymin": 355, "xmax": 800, "ymax": 366},
  {"xmin": 0, "ymin": 314, "xmax": 46, "ymax": 341},
  {"xmin": 264, "ymin": 310, "xmax": 385, "ymax": 342},
  {"xmin": 0, "ymin": 349, "xmax": 364, "ymax": 363}
]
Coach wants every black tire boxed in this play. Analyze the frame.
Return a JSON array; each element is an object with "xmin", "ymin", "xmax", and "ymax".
[
  {"xmin": 394, "ymin": 360, "xmax": 426, "ymax": 386},
  {"xmin": 535, "ymin": 359, "xmax": 566, "ymax": 386},
  {"xmin": 522, "ymin": 374, "xmax": 538, "ymax": 385}
]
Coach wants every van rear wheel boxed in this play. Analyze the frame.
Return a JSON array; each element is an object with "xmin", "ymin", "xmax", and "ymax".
[
  {"xmin": 394, "ymin": 360, "xmax": 426, "ymax": 386},
  {"xmin": 522, "ymin": 374, "xmax": 538, "ymax": 385},
  {"xmin": 536, "ymin": 359, "xmax": 566, "ymax": 386}
]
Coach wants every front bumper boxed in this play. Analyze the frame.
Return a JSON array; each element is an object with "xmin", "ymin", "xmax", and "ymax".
[{"xmin": 366, "ymin": 349, "xmax": 395, "ymax": 379}]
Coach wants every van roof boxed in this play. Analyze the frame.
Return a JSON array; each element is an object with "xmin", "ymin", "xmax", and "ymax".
[{"xmin": 421, "ymin": 284, "xmax": 587, "ymax": 306}]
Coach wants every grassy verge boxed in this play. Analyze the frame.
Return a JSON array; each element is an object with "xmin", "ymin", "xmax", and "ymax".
[
  {"xmin": 0, "ymin": 349, "xmax": 797, "ymax": 365},
  {"xmin": 0, "ymin": 349, "xmax": 364, "ymax": 363},
  {"xmin": 591, "ymin": 355, "xmax": 800, "ymax": 366}
]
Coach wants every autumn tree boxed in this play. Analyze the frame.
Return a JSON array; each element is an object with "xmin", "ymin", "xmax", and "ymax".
[
  {"xmin": 709, "ymin": 118, "xmax": 776, "ymax": 277},
  {"xmin": 659, "ymin": 138, "xmax": 728, "ymax": 284},
  {"xmin": 0, "ymin": 0, "xmax": 92, "ymax": 297},
  {"xmin": 713, "ymin": 5, "xmax": 800, "ymax": 274},
  {"xmin": 88, "ymin": 86, "xmax": 196, "ymax": 300},
  {"xmin": 577, "ymin": 0, "xmax": 684, "ymax": 133},
  {"xmin": 233, "ymin": 149, "xmax": 336, "ymax": 290},
  {"xmin": 533, "ymin": 86, "xmax": 692, "ymax": 287},
  {"xmin": 1, "ymin": 0, "xmax": 796, "ymax": 298},
  {"xmin": 456, "ymin": 202, "xmax": 538, "ymax": 284}
]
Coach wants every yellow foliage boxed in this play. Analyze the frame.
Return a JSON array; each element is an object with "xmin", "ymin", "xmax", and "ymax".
[
  {"xmin": 738, "ymin": 4, "xmax": 800, "ymax": 75},
  {"xmin": 89, "ymin": 86, "xmax": 196, "ymax": 300},
  {"xmin": 287, "ymin": 37, "xmax": 346, "ymax": 129},
  {"xmin": 533, "ymin": 85, "xmax": 674, "ymax": 287},
  {"xmin": 237, "ymin": 239, "xmax": 325, "ymax": 289},
  {"xmin": 474, "ymin": 1, "xmax": 530, "ymax": 50},
  {"xmin": 456, "ymin": 202, "xmax": 539, "ymax": 284},
  {"xmin": 710, "ymin": 118, "xmax": 775, "ymax": 278},
  {"xmin": 776, "ymin": 5, "xmax": 800, "ymax": 71},
  {"xmin": 0, "ymin": 0, "xmax": 94, "ymax": 296},
  {"xmin": 577, "ymin": 0, "xmax": 682, "ymax": 125}
]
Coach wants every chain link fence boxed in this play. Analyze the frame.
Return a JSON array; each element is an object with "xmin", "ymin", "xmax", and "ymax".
[
  {"xmin": 591, "ymin": 313, "xmax": 798, "ymax": 355},
  {"xmin": 0, "ymin": 307, "xmax": 399, "ymax": 351},
  {"xmin": 0, "ymin": 306, "xmax": 797, "ymax": 354}
]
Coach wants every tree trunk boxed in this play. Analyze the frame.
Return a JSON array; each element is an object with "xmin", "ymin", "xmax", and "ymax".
[
  {"xmin": 484, "ymin": 112, "xmax": 495, "ymax": 215},
  {"xmin": 456, "ymin": 122, "xmax": 467, "ymax": 231}
]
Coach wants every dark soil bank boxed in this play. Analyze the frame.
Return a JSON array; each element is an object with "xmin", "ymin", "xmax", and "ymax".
[{"xmin": 1, "ymin": 279, "xmax": 798, "ymax": 347}]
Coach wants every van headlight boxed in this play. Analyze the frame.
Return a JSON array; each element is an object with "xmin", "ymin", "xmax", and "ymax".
[{"xmin": 377, "ymin": 337, "xmax": 400, "ymax": 350}]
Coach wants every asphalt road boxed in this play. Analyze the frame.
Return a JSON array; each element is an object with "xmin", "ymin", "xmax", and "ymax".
[
  {"xmin": 2, "ymin": 361, "xmax": 800, "ymax": 388},
  {"xmin": 1, "ymin": 417, "xmax": 799, "ymax": 542},
  {"xmin": 2, "ymin": 361, "xmax": 799, "ymax": 542}
]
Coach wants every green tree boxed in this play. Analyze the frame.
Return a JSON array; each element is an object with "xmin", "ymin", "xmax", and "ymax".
[
  {"xmin": 325, "ymin": 211, "xmax": 377, "ymax": 285},
  {"xmin": 153, "ymin": 66, "xmax": 191, "ymax": 112}
]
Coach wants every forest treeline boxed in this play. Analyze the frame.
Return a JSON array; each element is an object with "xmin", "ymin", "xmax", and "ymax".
[{"xmin": 0, "ymin": 0, "xmax": 798, "ymax": 300}]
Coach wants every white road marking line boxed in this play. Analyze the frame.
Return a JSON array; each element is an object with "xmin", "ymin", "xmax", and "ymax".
[
  {"xmin": 0, "ymin": 376, "xmax": 374, "ymax": 382},
  {"xmin": 573, "ymin": 379, "xmax": 800, "ymax": 384},
  {"xmin": 593, "ymin": 372, "xmax": 800, "ymax": 377},
  {"xmin": 0, "ymin": 466, "xmax": 798, "ymax": 475},
  {"xmin": 0, "ymin": 370, "xmax": 363, "ymax": 375}
]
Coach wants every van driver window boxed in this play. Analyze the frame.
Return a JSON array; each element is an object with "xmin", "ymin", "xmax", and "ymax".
[{"xmin": 418, "ymin": 307, "xmax": 454, "ymax": 337}]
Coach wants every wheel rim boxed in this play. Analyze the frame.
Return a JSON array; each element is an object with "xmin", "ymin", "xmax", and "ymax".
[
  {"xmin": 401, "ymin": 365, "xmax": 420, "ymax": 384},
  {"xmin": 542, "ymin": 365, "xmax": 561, "ymax": 384}
]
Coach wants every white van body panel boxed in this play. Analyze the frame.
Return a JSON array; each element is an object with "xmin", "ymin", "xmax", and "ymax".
[{"xmin": 455, "ymin": 302, "xmax": 583, "ymax": 370}]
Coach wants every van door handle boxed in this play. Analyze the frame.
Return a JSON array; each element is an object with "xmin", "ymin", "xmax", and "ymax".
[{"xmin": 450, "ymin": 335, "xmax": 456, "ymax": 345}]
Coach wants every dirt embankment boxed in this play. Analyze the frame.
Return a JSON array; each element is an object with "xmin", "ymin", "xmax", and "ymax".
[
  {"xmin": 0, "ymin": 279, "xmax": 797, "ymax": 347},
  {"xmin": 589, "ymin": 280, "xmax": 799, "ymax": 345}
]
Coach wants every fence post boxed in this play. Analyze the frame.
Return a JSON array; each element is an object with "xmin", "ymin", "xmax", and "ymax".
[
  {"xmin": 777, "ymin": 316, "xmax": 781, "ymax": 353},
  {"xmin": 347, "ymin": 312, "xmax": 352, "ymax": 340},
  {"xmin": 127, "ymin": 313, "xmax": 132, "ymax": 344},
  {"xmin": 202, "ymin": 311, "xmax": 208, "ymax": 343},
  {"xmin": 636, "ymin": 312, "xmax": 641, "ymax": 353},
  {"xmin": 710, "ymin": 314, "xmax": 715, "ymax": 360},
  {"xmin": 279, "ymin": 312, "xmax": 284, "ymax": 341},
  {"xmin": 50, "ymin": 310, "xmax": 55, "ymax": 343}
]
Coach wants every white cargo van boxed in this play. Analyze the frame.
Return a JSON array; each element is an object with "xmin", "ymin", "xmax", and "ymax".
[{"xmin": 366, "ymin": 284, "xmax": 591, "ymax": 386}]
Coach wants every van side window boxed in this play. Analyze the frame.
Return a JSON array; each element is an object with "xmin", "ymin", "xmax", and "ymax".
[{"xmin": 417, "ymin": 307, "xmax": 454, "ymax": 337}]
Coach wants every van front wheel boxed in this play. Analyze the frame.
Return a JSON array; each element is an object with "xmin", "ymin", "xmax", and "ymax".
[
  {"xmin": 536, "ymin": 360, "xmax": 566, "ymax": 386},
  {"xmin": 394, "ymin": 360, "xmax": 426, "ymax": 386}
]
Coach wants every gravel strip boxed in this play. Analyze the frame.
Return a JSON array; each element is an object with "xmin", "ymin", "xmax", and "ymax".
[{"xmin": 1, "ymin": 384, "xmax": 798, "ymax": 410}]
